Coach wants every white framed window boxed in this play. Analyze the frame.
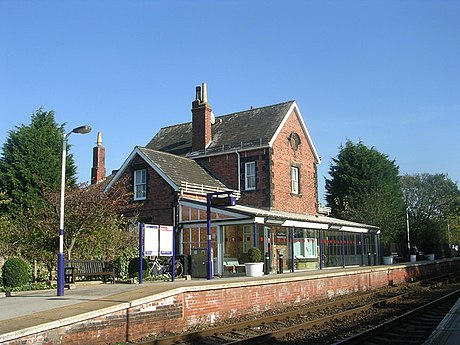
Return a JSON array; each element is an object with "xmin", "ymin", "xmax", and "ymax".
[
  {"xmin": 245, "ymin": 161, "xmax": 256, "ymax": 191},
  {"xmin": 291, "ymin": 166, "xmax": 299, "ymax": 194},
  {"xmin": 134, "ymin": 169, "xmax": 147, "ymax": 200},
  {"xmin": 294, "ymin": 228, "xmax": 317, "ymax": 259}
]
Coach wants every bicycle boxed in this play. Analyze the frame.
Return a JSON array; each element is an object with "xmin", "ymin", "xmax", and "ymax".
[
  {"xmin": 148, "ymin": 256, "xmax": 184, "ymax": 278},
  {"xmin": 322, "ymin": 254, "xmax": 338, "ymax": 268}
]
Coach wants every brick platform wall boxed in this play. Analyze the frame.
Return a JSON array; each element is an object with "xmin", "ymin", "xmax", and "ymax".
[{"xmin": 4, "ymin": 260, "xmax": 460, "ymax": 345}]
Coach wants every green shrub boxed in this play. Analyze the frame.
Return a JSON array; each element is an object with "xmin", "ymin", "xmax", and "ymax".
[
  {"xmin": 128, "ymin": 257, "xmax": 149, "ymax": 278},
  {"xmin": 113, "ymin": 246, "xmax": 138, "ymax": 280},
  {"xmin": 2, "ymin": 257, "xmax": 29, "ymax": 288},
  {"xmin": 247, "ymin": 247, "xmax": 262, "ymax": 262}
]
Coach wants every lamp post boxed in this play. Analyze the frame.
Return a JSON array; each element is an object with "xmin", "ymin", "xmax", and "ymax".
[
  {"xmin": 406, "ymin": 207, "xmax": 411, "ymax": 260},
  {"xmin": 57, "ymin": 125, "xmax": 91, "ymax": 296}
]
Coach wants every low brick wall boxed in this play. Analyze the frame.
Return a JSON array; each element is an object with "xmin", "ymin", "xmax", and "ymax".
[{"xmin": 4, "ymin": 259, "xmax": 460, "ymax": 345}]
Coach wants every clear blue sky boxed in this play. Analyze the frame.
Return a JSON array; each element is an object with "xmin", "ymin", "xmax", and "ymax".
[{"xmin": 1, "ymin": 0, "xmax": 459, "ymax": 203}]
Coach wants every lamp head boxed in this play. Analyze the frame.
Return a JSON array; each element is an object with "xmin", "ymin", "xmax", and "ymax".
[{"xmin": 72, "ymin": 125, "xmax": 92, "ymax": 135}]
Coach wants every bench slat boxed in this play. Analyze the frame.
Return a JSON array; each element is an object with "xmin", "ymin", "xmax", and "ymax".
[{"xmin": 65, "ymin": 259, "xmax": 115, "ymax": 284}]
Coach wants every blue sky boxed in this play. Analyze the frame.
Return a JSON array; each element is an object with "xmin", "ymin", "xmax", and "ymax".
[{"xmin": 1, "ymin": 0, "xmax": 459, "ymax": 203}]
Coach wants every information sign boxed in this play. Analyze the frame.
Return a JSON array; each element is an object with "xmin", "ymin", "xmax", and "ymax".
[
  {"xmin": 143, "ymin": 224, "xmax": 159, "ymax": 256},
  {"xmin": 159, "ymin": 225, "xmax": 173, "ymax": 256}
]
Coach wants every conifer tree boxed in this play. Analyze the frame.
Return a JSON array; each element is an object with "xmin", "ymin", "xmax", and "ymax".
[
  {"xmin": 0, "ymin": 109, "xmax": 77, "ymax": 217},
  {"xmin": 325, "ymin": 140, "xmax": 406, "ymax": 244}
]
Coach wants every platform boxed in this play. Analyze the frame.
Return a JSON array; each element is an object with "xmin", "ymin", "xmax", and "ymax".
[
  {"xmin": 425, "ymin": 297, "xmax": 460, "ymax": 345},
  {"xmin": 1, "ymin": 259, "xmax": 459, "ymax": 345}
]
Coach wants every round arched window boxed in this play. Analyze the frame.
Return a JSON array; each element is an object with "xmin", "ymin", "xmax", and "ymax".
[{"xmin": 288, "ymin": 132, "xmax": 301, "ymax": 150}]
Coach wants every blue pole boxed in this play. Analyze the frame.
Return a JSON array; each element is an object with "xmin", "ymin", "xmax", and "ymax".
[
  {"xmin": 139, "ymin": 223, "xmax": 143, "ymax": 284},
  {"xmin": 361, "ymin": 233, "xmax": 365, "ymax": 266},
  {"xmin": 342, "ymin": 230, "xmax": 345, "ymax": 268},
  {"xmin": 206, "ymin": 193, "xmax": 213, "ymax": 280},
  {"xmin": 291, "ymin": 226, "xmax": 295, "ymax": 272},
  {"xmin": 172, "ymin": 226, "xmax": 176, "ymax": 282},
  {"xmin": 319, "ymin": 229, "xmax": 323, "ymax": 270},
  {"xmin": 253, "ymin": 223, "xmax": 257, "ymax": 248}
]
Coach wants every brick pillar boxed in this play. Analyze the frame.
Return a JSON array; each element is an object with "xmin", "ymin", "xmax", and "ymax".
[
  {"xmin": 191, "ymin": 83, "xmax": 213, "ymax": 151},
  {"xmin": 91, "ymin": 132, "xmax": 106, "ymax": 184}
]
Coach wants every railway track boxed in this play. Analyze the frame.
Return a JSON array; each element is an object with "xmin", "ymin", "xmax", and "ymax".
[
  {"xmin": 131, "ymin": 275, "xmax": 460, "ymax": 345},
  {"xmin": 333, "ymin": 288, "xmax": 460, "ymax": 345}
]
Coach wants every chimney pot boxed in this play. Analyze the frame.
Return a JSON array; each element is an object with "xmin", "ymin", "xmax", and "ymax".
[
  {"xmin": 195, "ymin": 86, "xmax": 202, "ymax": 102},
  {"xmin": 202, "ymin": 83, "xmax": 207, "ymax": 104}
]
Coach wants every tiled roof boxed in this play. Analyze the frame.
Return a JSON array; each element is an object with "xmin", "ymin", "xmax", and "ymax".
[
  {"xmin": 137, "ymin": 147, "xmax": 227, "ymax": 189},
  {"xmin": 146, "ymin": 101, "xmax": 295, "ymax": 155}
]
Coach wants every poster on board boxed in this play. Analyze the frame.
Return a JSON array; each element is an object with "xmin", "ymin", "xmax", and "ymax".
[
  {"xmin": 144, "ymin": 224, "xmax": 159, "ymax": 256},
  {"xmin": 159, "ymin": 225, "xmax": 173, "ymax": 256}
]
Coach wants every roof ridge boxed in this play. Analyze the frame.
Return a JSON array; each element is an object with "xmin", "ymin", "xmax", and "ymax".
[
  {"xmin": 157, "ymin": 100, "xmax": 295, "ymax": 129},
  {"xmin": 214, "ymin": 100, "xmax": 295, "ymax": 119},
  {"xmin": 138, "ymin": 146, "xmax": 193, "ymax": 160}
]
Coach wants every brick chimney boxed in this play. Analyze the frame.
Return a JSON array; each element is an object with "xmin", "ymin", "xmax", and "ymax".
[
  {"xmin": 91, "ymin": 131, "xmax": 106, "ymax": 184},
  {"xmin": 191, "ymin": 82, "xmax": 213, "ymax": 151}
]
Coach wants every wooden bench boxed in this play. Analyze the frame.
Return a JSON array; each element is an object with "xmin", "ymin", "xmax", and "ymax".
[
  {"xmin": 65, "ymin": 259, "xmax": 115, "ymax": 284},
  {"xmin": 223, "ymin": 258, "xmax": 245, "ymax": 273}
]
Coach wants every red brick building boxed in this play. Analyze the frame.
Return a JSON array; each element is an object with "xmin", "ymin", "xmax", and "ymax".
[{"xmin": 104, "ymin": 84, "xmax": 380, "ymax": 276}]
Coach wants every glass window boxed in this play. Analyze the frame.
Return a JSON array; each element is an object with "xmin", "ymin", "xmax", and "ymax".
[
  {"xmin": 243, "ymin": 225, "xmax": 254, "ymax": 253},
  {"xmin": 134, "ymin": 169, "xmax": 147, "ymax": 200},
  {"xmin": 245, "ymin": 162, "xmax": 256, "ymax": 190},
  {"xmin": 291, "ymin": 166, "xmax": 299, "ymax": 194},
  {"xmin": 294, "ymin": 228, "xmax": 317, "ymax": 259}
]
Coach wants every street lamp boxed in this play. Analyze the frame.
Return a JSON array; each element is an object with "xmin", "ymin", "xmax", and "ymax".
[{"xmin": 57, "ymin": 125, "xmax": 91, "ymax": 296}]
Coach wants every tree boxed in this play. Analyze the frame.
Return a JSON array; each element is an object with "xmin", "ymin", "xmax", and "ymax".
[
  {"xmin": 401, "ymin": 173, "xmax": 460, "ymax": 254},
  {"xmin": 325, "ymin": 140, "xmax": 406, "ymax": 245},
  {"xmin": 0, "ymin": 109, "xmax": 77, "ymax": 217},
  {"xmin": 44, "ymin": 178, "xmax": 138, "ymax": 260}
]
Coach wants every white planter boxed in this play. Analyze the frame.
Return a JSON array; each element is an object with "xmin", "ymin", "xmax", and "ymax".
[
  {"xmin": 383, "ymin": 256, "xmax": 393, "ymax": 265},
  {"xmin": 426, "ymin": 253, "xmax": 435, "ymax": 261},
  {"xmin": 244, "ymin": 262, "xmax": 264, "ymax": 277},
  {"xmin": 410, "ymin": 254, "xmax": 417, "ymax": 262}
]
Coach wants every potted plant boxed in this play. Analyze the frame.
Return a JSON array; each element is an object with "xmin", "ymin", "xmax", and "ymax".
[
  {"xmin": 423, "ymin": 244, "xmax": 435, "ymax": 261},
  {"xmin": 245, "ymin": 247, "xmax": 264, "ymax": 277},
  {"xmin": 382, "ymin": 247, "xmax": 393, "ymax": 265}
]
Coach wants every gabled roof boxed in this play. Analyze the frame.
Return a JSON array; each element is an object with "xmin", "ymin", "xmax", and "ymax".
[
  {"xmin": 146, "ymin": 101, "xmax": 320, "ymax": 162},
  {"xmin": 104, "ymin": 146, "xmax": 228, "ymax": 193},
  {"xmin": 180, "ymin": 198, "xmax": 380, "ymax": 233}
]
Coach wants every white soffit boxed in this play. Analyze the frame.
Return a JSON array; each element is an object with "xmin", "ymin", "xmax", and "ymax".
[{"xmin": 283, "ymin": 220, "xmax": 329, "ymax": 229}]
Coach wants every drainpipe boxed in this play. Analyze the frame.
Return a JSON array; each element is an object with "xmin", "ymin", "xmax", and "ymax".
[{"xmin": 235, "ymin": 150, "xmax": 241, "ymax": 191}]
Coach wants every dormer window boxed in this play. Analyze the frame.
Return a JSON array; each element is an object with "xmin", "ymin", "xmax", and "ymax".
[
  {"xmin": 245, "ymin": 162, "xmax": 256, "ymax": 191},
  {"xmin": 291, "ymin": 166, "xmax": 299, "ymax": 194},
  {"xmin": 134, "ymin": 169, "xmax": 147, "ymax": 200}
]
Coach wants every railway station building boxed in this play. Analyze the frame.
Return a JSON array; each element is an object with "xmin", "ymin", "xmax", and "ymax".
[{"xmin": 103, "ymin": 84, "xmax": 380, "ymax": 276}]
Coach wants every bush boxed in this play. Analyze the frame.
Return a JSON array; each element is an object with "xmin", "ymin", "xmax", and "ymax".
[
  {"xmin": 2, "ymin": 257, "xmax": 29, "ymax": 288},
  {"xmin": 247, "ymin": 247, "xmax": 262, "ymax": 262},
  {"xmin": 128, "ymin": 257, "xmax": 149, "ymax": 278}
]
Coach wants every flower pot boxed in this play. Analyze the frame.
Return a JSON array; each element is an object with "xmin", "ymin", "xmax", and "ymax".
[
  {"xmin": 410, "ymin": 254, "xmax": 417, "ymax": 262},
  {"xmin": 244, "ymin": 262, "xmax": 264, "ymax": 277},
  {"xmin": 383, "ymin": 256, "xmax": 393, "ymax": 265}
]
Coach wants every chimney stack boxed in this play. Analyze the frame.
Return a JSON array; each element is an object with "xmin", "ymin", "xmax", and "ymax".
[
  {"xmin": 191, "ymin": 82, "xmax": 213, "ymax": 151},
  {"xmin": 91, "ymin": 131, "xmax": 106, "ymax": 184}
]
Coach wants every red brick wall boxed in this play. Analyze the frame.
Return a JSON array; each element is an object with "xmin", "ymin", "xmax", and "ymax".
[
  {"xmin": 196, "ymin": 148, "xmax": 271, "ymax": 208},
  {"xmin": 4, "ymin": 260, "xmax": 460, "ymax": 345},
  {"xmin": 271, "ymin": 108, "xmax": 318, "ymax": 214},
  {"xmin": 118, "ymin": 154, "xmax": 175, "ymax": 225}
]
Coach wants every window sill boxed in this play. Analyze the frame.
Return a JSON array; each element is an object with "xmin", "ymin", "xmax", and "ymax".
[{"xmin": 290, "ymin": 193, "xmax": 302, "ymax": 198}]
